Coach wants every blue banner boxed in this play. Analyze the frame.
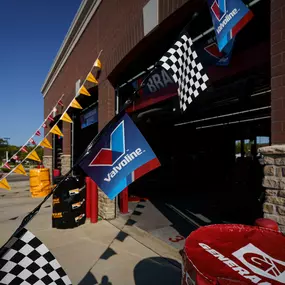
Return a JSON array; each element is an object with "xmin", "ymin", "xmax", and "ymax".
[
  {"xmin": 197, "ymin": 34, "xmax": 235, "ymax": 66},
  {"xmin": 207, "ymin": 0, "xmax": 253, "ymax": 52},
  {"xmin": 80, "ymin": 113, "xmax": 160, "ymax": 199}
]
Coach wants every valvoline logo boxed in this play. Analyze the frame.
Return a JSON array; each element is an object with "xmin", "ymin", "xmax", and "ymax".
[
  {"xmin": 211, "ymin": 0, "xmax": 227, "ymax": 21},
  {"xmin": 89, "ymin": 120, "xmax": 126, "ymax": 167},
  {"xmin": 89, "ymin": 120, "xmax": 145, "ymax": 183},
  {"xmin": 207, "ymin": 0, "xmax": 253, "ymax": 52},
  {"xmin": 80, "ymin": 113, "xmax": 160, "ymax": 199}
]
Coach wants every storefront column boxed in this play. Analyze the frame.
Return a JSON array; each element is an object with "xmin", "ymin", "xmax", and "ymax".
[
  {"xmin": 98, "ymin": 80, "xmax": 116, "ymax": 219},
  {"xmin": 259, "ymin": 0, "xmax": 285, "ymax": 232},
  {"xmin": 43, "ymin": 104, "xmax": 53, "ymax": 177},
  {"xmin": 259, "ymin": 146, "xmax": 285, "ymax": 233},
  {"xmin": 61, "ymin": 122, "xmax": 71, "ymax": 175},
  {"xmin": 271, "ymin": 0, "xmax": 285, "ymax": 144}
]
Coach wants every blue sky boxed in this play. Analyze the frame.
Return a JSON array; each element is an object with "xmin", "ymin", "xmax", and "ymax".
[{"xmin": 0, "ymin": 0, "xmax": 81, "ymax": 146}]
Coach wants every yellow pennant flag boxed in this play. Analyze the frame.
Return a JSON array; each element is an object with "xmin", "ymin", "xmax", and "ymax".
[
  {"xmin": 50, "ymin": 125, "xmax": 64, "ymax": 137},
  {"xmin": 0, "ymin": 178, "xmax": 11, "ymax": 190},
  {"xmin": 40, "ymin": 138, "xmax": 52, "ymax": 149},
  {"xmin": 79, "ymin": 86, "xmax": 91, "ymax": 96},
  {"xmin": 27, "ymin": 150, "xmax": 41, "ymax": 162},
  {"xmin": 13, "ymin": 164, "xmax": 27, "ymax": 176},
  {"xmin": 94, "ymin": 58, "xmax": 102, "ymax": 69},
  {"xmin": 86, "ymin": 72, "xmax": 98, "ymax": 84},
  {"xmin": 70, "ymin": 99, "xmax": 83, "ymax": 109},
  {"xmin": 61, "ymin": 112, "xmax": 73, "ymax": 123}
]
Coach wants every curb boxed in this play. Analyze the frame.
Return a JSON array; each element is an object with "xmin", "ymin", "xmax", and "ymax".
[{"xmin": 109, "ymin": 215, "xmax": 182, "ymax": 264}]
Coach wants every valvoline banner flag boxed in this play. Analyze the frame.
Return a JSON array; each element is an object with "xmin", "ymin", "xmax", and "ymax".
[
  {"xmin": 207, "ymin": 0, "xmax": 253, "ymax": 52},
  {"xmin": 80, "ymin": 113, "xmax": 160, "ymax": 199},
  {"xmin": 196, "ymin": 34, "xmax": 235, "ymax": 66}
]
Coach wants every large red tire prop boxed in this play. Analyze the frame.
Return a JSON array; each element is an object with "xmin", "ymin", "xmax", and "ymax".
[{"xmin": 181, "ymin": 224, "xmax": 285, "ymax": 285}]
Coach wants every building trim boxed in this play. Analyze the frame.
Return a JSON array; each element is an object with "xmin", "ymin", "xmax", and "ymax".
[{"xmin": 41, "ymin": 0, "xmax": 102, "ymax": 97}]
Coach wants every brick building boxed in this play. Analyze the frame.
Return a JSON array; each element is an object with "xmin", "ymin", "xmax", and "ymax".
[{"xmin": 42, "ymin": 0, "xmax": 285, "ymax": 228}]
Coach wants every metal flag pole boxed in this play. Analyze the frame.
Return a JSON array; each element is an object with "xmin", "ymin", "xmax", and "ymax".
[{"xmin": 0, "ymin": 92, "xmax": 136, "ymax": 256}]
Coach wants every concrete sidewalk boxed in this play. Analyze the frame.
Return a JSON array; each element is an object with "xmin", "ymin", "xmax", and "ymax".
[
  {"xmin": 0, "ymin": 183, "xmax": 182, "ymax": 284},
  {"xmin": 1, "ymin": 219, "xmax": 182, "ymax": 284}
]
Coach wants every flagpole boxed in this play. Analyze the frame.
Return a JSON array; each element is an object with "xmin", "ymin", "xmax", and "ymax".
[
  {"xmin": 0, "ymin": 48, "xmax": 147, "ymax": 250},
  {"xmin": 0, "ymin": 87, "xmax": 134, "ymax": 248}
]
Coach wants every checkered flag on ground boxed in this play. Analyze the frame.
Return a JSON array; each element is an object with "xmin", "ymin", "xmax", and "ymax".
[
  {"xmin": 0, "ymin": 228, "xmax": 71, "ymax": 285},
  {"xmin": 158, "ymin": 32, "xmax": 209, "ymax": 111}
]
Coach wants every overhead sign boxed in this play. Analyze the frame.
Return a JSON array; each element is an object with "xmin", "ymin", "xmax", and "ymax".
[
  {"xmin": 126, "ymin": 67, "xmax": 177, "ymax": 112},
  {"xmin": 207, "ymin": 0, "xmax": 253, "ymax": 52},
  {"xmin": 80, "ymin": 106, "xmax": 98, "ymax": 129},
  {"xmin": 79, "ymin": 113, "xmax": 160, "ymax": 199}
]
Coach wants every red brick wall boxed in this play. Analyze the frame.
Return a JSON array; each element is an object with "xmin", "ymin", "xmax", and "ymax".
[
  {"xmin": 44, "ymin": 0, "xmax": 198, "ymax": 157},
  {"xmin": 44, "ymin": 0, "xmax": 150, "ymax": 156},
  {"xmin": 271, "ymin": 0, "xmax": 285, "ymax": 144}
]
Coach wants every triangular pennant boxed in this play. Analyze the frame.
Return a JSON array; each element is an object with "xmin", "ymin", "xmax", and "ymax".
[
  {"xmin": 61, "ymin": 113, "xmax": 73, "ymax": 123},
  {"xmin": 12, "ymin": 155, "xmax": 19, "ymax": 161},
  {"xmin": 0, "ymin": 178, "xmax": 11, "ymax": 190},
  {"xmin": 27, "ymin": 150, "xmax": 41, "ymax": 162},
  {"xmin": 13, "ymin": 164, "xmax": 27, "ymax": 176},
  {"xmin": 58, "ymin": 100, "xmax": 64, "ymax": 107},
  {"xmin": 29, "ymin": 138, "xmax": 36, "ymax": 145},
  {"xmin": 40, "ymin": 138, "xmax": 52, "ymax": 149},
  {"xmin": 21, "ymin": 146, "xmax": 28, "ymax": 153},
  {"xmin": 35, "ymin": 130, "xmax": 41, "ymax": 136},
  {"xmin": 48, "ymin": 115, "xmax": 54, "ymax": 122},
  {"xmin": 3, "ymin": 163, "xmax": 11, "ymax": 170},
  {"xmin": 50, "ymin": 125, "xmax": 64, "ymax": 137},
  {"xmin": 70, "ymin": 99, "xmax": 83, "ymax": 109},
  {"xmin": 94, "ymin": 58, "xmax": 102, "ymax": 69},
  {"xmin": 42, "ymin": 123, "xmax": 47, "ymax": 128},
  {"xmin": 86, "ymin": 72, "xmax": 98, "ymax": 84},
  {"xmin": 79, "ymin": 85, "xmax": 91, "ymax": 96}
]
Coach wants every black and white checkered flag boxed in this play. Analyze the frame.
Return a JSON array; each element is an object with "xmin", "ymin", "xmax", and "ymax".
[
  {"xmin": 0, "ymin": 228, "xmax": 71, "ymax": 285},
  {"xmin": 158, "ymin": 32, "xmax": 209, "ymax": 111}
]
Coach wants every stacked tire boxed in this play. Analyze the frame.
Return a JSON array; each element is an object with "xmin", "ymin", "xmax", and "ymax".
[{"xmin": 52, "ymin": 176, "xmax": 86, "ymax": 229}]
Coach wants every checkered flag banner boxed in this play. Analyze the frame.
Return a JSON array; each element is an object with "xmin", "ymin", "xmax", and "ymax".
[
  {"xmin": 0, "ymin": 228, "xmax": 71, "ymax": 285},
  {"xmin": 158, "ymin": 32, "xmax": 209, "ymax": 111}
]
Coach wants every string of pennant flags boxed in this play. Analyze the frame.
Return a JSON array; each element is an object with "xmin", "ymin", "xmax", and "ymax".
[{"xmin": 0, "ymin": 52, "xmax": 102, "ymax": 191}]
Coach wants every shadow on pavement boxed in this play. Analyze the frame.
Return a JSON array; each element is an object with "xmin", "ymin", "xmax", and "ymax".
[
  {"xmin": 79, "ymin": 273, "xmax": 112, "ymax": 285},
  {"xmin": 134, "ymin": 257, "xmax": 181, "ymax": 285},
  {"xmin": 79, "ymin": 257, "xmax": 180, "ymax": 285}
]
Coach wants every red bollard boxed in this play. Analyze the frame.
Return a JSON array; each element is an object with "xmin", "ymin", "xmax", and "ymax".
[
  {"xmin": 53, "ymin": 169, "xmax": 60, "ymax": 177},
  {"xmin": 90, "ymin": 179, "xmax": 98, "ymax": 223},
  {"xmin": 85, "ymin": 177, "xmax": 91, "ymax": 219},
  {"xmin": 120, "ymin": 187, "xmax": 129, "ymax": 214}
]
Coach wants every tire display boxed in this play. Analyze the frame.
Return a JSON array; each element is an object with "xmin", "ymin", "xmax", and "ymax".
[{"xmin": 52, "ymin": 176, "xmax": 86, "ymax": 229}]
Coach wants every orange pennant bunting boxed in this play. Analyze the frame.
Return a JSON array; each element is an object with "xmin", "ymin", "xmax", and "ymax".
[
  {"xmin": 61, "ymin": 113, "xmax": 73, "ymax": 123},
  {"xmin": 27, "ymin": 150, "xmax": 41, "ymax": 162},
  {"xmin": 13, "ymin": 164, "xmax": 27, "ymax": 176},
  {"xmin": 70, "ymin": 99, "xmax": 82, "ymax": 109},
  {"xmin": 0, "ymin": 178, "xmax": 11, "ymax": 190},
  {"xmin": 79, "ymin": 86, "xmax": 91, "ymax": 96},
  {"xmin": 86, "ymin": 72, "xmax": 98, "ymax": 84},
  {"xmin": 50, "ymin": 125, "xmax": 64, "ymax": 137},
  {"xmin": 94, "ymin": 58, "xmax": 102, "ymax": 69},
  {"xmin": 40, "ymin": 138, "xmax": 52, "ymax": 149}
]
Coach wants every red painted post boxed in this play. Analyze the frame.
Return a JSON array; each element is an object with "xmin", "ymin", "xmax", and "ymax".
[
  {"xmin": 85, "ymin": 177, "xmax": 91, "ymax": 219},
  {"xmin": 90, "ymin": 179, "xmax": 98, "ymax": 223},
  {"xmin": 120, "ymin": 187, "xmax": 129, "ymax": 214}
]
